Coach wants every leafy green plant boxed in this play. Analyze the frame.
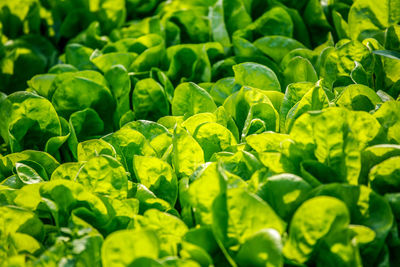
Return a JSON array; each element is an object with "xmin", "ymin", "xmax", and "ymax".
[{"xmin": 1, "ymin": 0, "xmax": 400, "ymax": 266}]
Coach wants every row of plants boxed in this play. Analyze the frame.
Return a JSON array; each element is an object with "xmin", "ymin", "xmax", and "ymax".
[{"xmin": 1, "ymin": 0, "xmax": 400, "ymax": 266}]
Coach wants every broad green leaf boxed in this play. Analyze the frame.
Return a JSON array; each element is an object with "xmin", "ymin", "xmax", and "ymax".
[
  {"xmin": 133, "ymin": 155, "xmax": 178, "ymax": 206},
  {"xmin": 369, "ymin": 156, "xmax": 400, "ymax": 194},
  {"xmin": 14, "ymin": 162, "xmax": 44, "ymax": 184},
  {"xmin": 92, "ymin": 52, "xmax": 137, "ymax": 73},
  {"xmin": 102, "ymin": 229, "xmax": 160, "ymax": 267},
  {"xmin": 320, "ymin": 41, "xmax": 374, "ymax": 89},
  {"xmin": 283, "ymin": 196, "xmax": 350, "ymax": 264},
  {"xmin": 257, "ymin": 152, "xmax": 296, "ymax": 176},
  {"xmin": 0, "ymin": 150, "xmax": 59, "ymax": 182},
  {"xmin": 336, "ymin": 84, "xmax": 381, "ymax": 111},
  {"xmin": 210, "ymin": 0, "xmax": 231, "ymax": 49},
  {"xmin": 8, "ymin": 232, "xmax": 42, "ymax": 255},
  {"xmin": 182, "ymin": 113, "xmax": 217, "ymax": 135},
  {"xmin": 360, "ymin": 144, "xmax": 400, "ymax": 183},
  {"xmin": 249, "ymin": 6, "xmax": 293, "ymax": 37},
  {"xmin": 133, "ymin": 209, "xmax": 188, "ymax": 256},
  {"xmin": 27, "ymin": 74, "xmax": 57, "ymax": 99},
  {"xmin": 210, "ymin": 77, "xmax": 241, "ymax": 106},
  {"xmin": 373, "ymin": 101, "xmax": 400, "ymax": 144},
  {"xmin": 172, "ymin": 82, "xmax": 217, "ymax": 117},
  {"xmin": 69, "ymin": 108, "xmax": 105, "ymax": 143},
  {"xmin": 223, "ymin": 86, "xmax": 277, "ymax": 133},
  {"xmin": 132, "ymin": 78, "xmax": 169, "ymax": 121},
  {"xmin": 226, "ymin": 188, "xmax": 286, "ymax": 245},
  {"xmin": 193, "ymin": 122, "xmax": 237, "ymax": 161},
  {"xmin": 103, "ymin": 127, "xmax": 157, "ymax": 176},
  {"xmin": 281, "ymin": 49, "xmax": 317, "ymax": 70},
  {"xmin": 122, "ymin": 120, "xmax": 171, "ymax": 157},
  {"xmin": 188, "ymin": 162, "xmax": 226, "ymax": 225},
  {"xmin": 65, "ymin": 43, "xmax": 96, "ymax": 70},
  {"xmin": 282, "ymin": 56, "xmax": 318, "ymax": 88},
  {"xmin": 241, "ymin": 102, "xmax": 279, "ymax": 137},
  {"xmin": 236, "ymin": 229, "xmax": 283, "ymax": 267},
  {"xmin": 39, "ymin": 180, "xmax": 109, "ymax": 229},
  {"xmin": 213, "ymin": 151, "xmax": 263, "ymax": 181},
  {"xmin": 246, "ymin": 132, "xmax": 291, "ymax": 153},
  {"xmin": 51, "ymin": 162, "xmax": 82, "ymax": 181},
  {"xmin": 172, "ymin": 126, "xmax": 204, "ymax": 178},
  {"xmin": 51, "ymin": 76, "xmax": 115, "ymax": 127},
  {"xmin": 0, "ymin": 205, "xmax": 44, "ymax": 241},
  {"xmin": 254, "ymin": 36, "xmax": 306, "ymax": 63},
  {"xmin": 77, "ymin": 139, "xmax": 116, "ymax": 162},
  {"xmin": 0, "ymin": 92, "xmax": 62, "ymax": 152},
  {"xmin": 289, "ymin": 107, "xmax": 380, "ymax": 184},
  {"xmin": 179, "ymin": 241, "xmax": 213, "ymax": 267},
  {"xmin": 76, "ymin": 155, "xmax": 128, "ymax": 200},
  {"xmin": 279, "ymin": 82, "xmax": 315, "ymax": 132},
  {"xmin": 257, "ymin": 174, "xmax": 312, "ymax": 221},
  {"xmin": 312, "ymin": 184, "xmax": 394, "ymax": 263},
  {"xmin": 105, "ymin": 65, "xmax": 131, "ymax": 127},
  {"xmin": 285, "ymin": 85, "xmax": 330, "ymax": 133},
  {"xmin": 233, "ymin": 62, "xmax": 281, "ymax": 92},
  {"xmin": 348, "ymin": 0, "xmax": 400, "ymax": 41}
]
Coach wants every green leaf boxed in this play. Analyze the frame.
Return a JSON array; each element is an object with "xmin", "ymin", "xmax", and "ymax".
[
  {"xmin": 0, "ymin": 150, "xmax": 59, "ymax": 182},
  {"xmin": 257, "ymin": 173, "xmax": 312, "ymax": 221},
  {"xmin": 254, "ymin": 36, "xmax": 306, "ymax": 63},
  {"xmin": 65, "ymin": 43, "xmax": 96, "ymax": 70},
  {"xmin": 172, "ymin": 126, "xmax": 204, "ymax": 178},
  {"xmin": 369, "ymin": 156, "xmax": 400, "ymax": 194},
  {"xmin": 246, "ymin": 132, "xmax": 291, "ymax": 153},
  {"xmin": 233, "ymin": 62, "xmax": 281, "ymax": 92},
  {"xmin": 348, "ymin": 0, "xmax": 400, "ymax": 41},
  {"xmin": 360, "ymin": 144, "xmax": 400, "ymax": 183},
  {"xmin": 132, "ymin": 78, "xmax": 169, "ymax": 121},
  {"xmin": 51, "ymin": 75, "xmax": 116, "ymax": 127},
  {"xmin": 133, "ymin": 209, "xmax": 188, "ymax": 256},
  {"xmin": 249, "ymin": 6, "xmax": 294, "ymax": 38},
  {"xmin": 39, "ymin": 179, "xmax": 110, "ymax": 229},
  {"xmin": 279, "ymin": 82, "xmax": 315, "ymax": 132},
  {"xmin": 283, "ymin": 196, "xmax": 350, "ymax": 264},
  {"xmin": 0, "ymin": 205, "xmax": 44, "ymax": 241},
  {"xmin": 226, "ymin": 188, "xmax": 286, "ymax": 245},
  {"xmin": 285, "ymin": 85, "xmax": 330, "ymax": 133},
  {"xmin": 289, "ymin": 107, "xmax": 380, "ymax": 184},
  {"xmin": 92, "ymin": 52, "xmax": 137, "ymax": 73},
  {"xmin": 223, "ymin": 86, "xmax": 277, "ymax": 133},
  {"xmin": 50, "ymin": 162, "xmax": 82, "ymax": 181},
  {"xmin": 312, "ymin": 184, "xmax": 394, "ymax": 264},
  {"xmin": 193, "ymin": 122, "xmax": 237, "ymax": 161},
  {"xmin": 336, "ymin": 84, "xmax": 381, "ymax": 111},
  {"xmin": 133, "ymin": 155, "xmax": 178, "ymax": 206},
  {"xmin": 282, "ymin": 56, "xmax": 318, "ymax": 88},
  {"xmin": 103, "ymin": 126, "xmax": 157, "ymax": 176},
  {"xmin": 188, "ymin": 162, "xmax": 226, "ymax": 225},
  {"xmin": 105, "ymin": 65, "xmax": 131, "ymax": 127},
  {"xmin": 0, "ymin": 92, "xmax": 62, "ymax": 152},
  {"xmin": 373, "ymin": 101, "xmax": 400, "ymax": 144},
  {"xmin": 235, "ymin": 229, "xmax": 283, "ymax": 267},
  {"xmin": 172, "ymin": 82, "xmax": 217, "ymax": 117},
  {"xmin": 213, "ymin": 151, "xmax": 263, "ymax": 181},
  {"xmin": 372, "ymin": 50, "xmax": 400, "ymax": 60},
  {"xmin": 210, "ymin": 0, "xmax": 231, "ymax": 49},
  {"xmin": 76, "ymin": 155, "xmax": 128, "ymax": 200},
  {"xmin": 77, "ymin": 139, "xmax": 116, "ymax": 162},
  {"xmin": 102, "ymin": 229, "xmax": 160, "ymax": 267},
  {"xmin": 14, "ymin": 162, "xmax": 44, "ymax": 184}
]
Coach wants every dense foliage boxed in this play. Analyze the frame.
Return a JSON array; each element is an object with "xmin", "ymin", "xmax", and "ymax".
[{"xmin": 1, "ymin": 0, "xmax": 400, "ymax": 266}]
